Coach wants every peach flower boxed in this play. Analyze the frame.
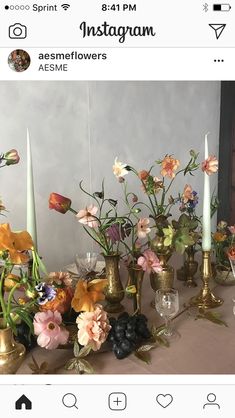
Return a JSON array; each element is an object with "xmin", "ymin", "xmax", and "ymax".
[
  {"xmin": 137, "ymin": 218, "xmax": 151, "ymax": 239},
  {"xmin": 160, "ymin": 156, "xmax": 180, "ymax": 179},
  {"xmin": 182, "ymin": 184, "xmax": 193, "ymax": 203},
  {"xmin": 201, "ymin": 156, "xmax": 218, "ymax": 175},
  {"xmin": 33, "ymin": 310, "xmax": 69, "ymax": 350},
  {"xmin": 48, "ymin": 271, "xmax": 73, "ymax": 287},
  {"xmin": 137, "ymin": 249, "xmax": 162, "ymax": 274},
  {"xmin": 76, "ymin": 304, "xmax": 111, "ymax": 351},
  {"xmin": 76, "ymin": 204, "xmax": 99, "ymax": 228},
  {"xmin": 138, "ymin": 170, "xmax": 149, "ymax": 181}
]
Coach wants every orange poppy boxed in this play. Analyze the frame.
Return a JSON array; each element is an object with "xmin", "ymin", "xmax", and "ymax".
[
  {"xmin": 0, "ymin": 223, "xmax": 34, "ymax": 264},
  {"xmin": 71, "ymin": 278, "xmax": 107, "ymax": 312},
  {"xmin": 213, "ymin": 232, "xmax": 227, "ymax": 242}
]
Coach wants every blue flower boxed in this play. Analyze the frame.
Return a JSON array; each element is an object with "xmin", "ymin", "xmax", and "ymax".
[{"xmin": 35, "ymin": 282, "xmax": 56, "ymax": 305}]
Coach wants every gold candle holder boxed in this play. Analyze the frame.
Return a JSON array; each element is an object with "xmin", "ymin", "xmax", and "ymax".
[{"xmin": 190, "ymin": 250, "xmax": 223, "ymax": 309}]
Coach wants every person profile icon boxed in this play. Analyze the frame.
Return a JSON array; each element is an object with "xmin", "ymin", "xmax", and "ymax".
[{"xmin": 203, "ymin": 393, "xmax": 220, "ymax": 409}]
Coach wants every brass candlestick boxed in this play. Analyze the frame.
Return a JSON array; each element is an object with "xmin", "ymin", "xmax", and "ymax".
[{"xmin": 190, "ymin": 250, "xmax": 223, "ymax": 309}]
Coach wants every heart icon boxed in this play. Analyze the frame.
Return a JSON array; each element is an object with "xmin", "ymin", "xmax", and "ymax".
[{"xmin": 156, "ymin": 394, "xmax": 173, "ymax": 408}]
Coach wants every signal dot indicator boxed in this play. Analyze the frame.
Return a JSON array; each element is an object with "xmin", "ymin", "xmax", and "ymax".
[{"xmin": 5, "ymin": 5, "xmax": 9, "ymax": 9}]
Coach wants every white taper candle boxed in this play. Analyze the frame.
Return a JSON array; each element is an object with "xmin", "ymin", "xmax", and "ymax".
[
  {"xmin": 27, "ymin": 129, "xmax": 38, "ymax": 250},
  {"xmin": 202, "ymin": 133, "xmax": 211, "ymax": 251}
]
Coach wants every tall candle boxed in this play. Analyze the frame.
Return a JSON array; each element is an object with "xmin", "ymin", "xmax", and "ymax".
[
  {"xmin": 27, "ymin": 129, "xmax": 37, "ymax": 250},
  {"xmin": 202, "ymin": 133, "xmax": 211, "ymax": 251}
]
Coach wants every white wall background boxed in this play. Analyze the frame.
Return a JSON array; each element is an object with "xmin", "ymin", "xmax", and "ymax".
[{"xmin": 0, "ymin": 81, "xmax": 221, "ymax": 271}]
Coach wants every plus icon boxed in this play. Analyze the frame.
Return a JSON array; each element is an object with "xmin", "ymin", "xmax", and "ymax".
[{"xmin": 108, "ymin": 393, "xmax": 127, "ymax": 411}]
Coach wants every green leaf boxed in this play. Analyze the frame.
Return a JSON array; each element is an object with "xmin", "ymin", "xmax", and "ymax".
[
  {"xmin": 196, "ymin": 311, "xmax": 228, "ymax": 327},
  {"xmin": 73, "ymin": 341, "xmax": 80, "ymax": 358},
  {"xmin": 28, "ymin": 356, "xmax": 49, "ymax": 374},
  {"xmin": 78, "ymin": 345, "xmax": 92, "ymax": 358},
  {"xmin": 65, "ymin": 359, "xmax": 77, "ymax": 371},
  {"xmin": 14, "ymin": 309, "xmax": 34, "ymax": 334},
  {"xmin": 178, "ymin": 214, "xmax": 190, "ymax": 228},
  {"xmin": 136, "ymin": 343, "xmax": 156, "ymax": 352},
  {"xmin": 154, "ymin": 335, "xmax": 170, "ymax": 347},
  {"xmin": 134, "ymin": 350, "xmax": 151, "ymax": 364},
  {"xmin": 151, "ymin": 324, "xmax": 166, "ymax": 336},
  {"xmin": 175, "ymin": 240, "xmax": 186, "ymax": 254},
  {"xmin": 78, "ymin": 359, "xmax": 95, "ymax": 374}
]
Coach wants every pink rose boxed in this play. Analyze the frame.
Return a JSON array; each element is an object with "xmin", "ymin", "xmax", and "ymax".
[
  {"xmin": 137, "ymin": 249, "xmax": 162, "ymax": 274},
  {"xmin": 76, "ymin": 304, "xmax": 111, "ymax": 351},
  {"xmin": 33, "ymin": 310, "xmax": 69, "ymax": 350}
]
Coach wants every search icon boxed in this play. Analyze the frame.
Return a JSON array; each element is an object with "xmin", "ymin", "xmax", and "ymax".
[{"xmin": 62, "ymin": 393, "xmax": 78, "ymax": 409}]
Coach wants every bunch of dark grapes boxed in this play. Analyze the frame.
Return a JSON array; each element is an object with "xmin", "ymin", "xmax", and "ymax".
[{"xmin": 107, "ymin": 312, "xmax": 151, "ymax": 359}]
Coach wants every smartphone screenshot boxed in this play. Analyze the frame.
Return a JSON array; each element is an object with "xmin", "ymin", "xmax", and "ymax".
[{"xmin": 0, "ymin": 0, "xmax": 234, "ymax": 416}]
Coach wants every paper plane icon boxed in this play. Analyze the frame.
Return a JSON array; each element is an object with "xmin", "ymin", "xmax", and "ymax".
[{"xmin": 209, "ymin": 23, "xmax": 226, "ymax": 39}]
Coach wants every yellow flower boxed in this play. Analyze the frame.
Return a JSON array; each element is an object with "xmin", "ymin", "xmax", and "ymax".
[
  {"xmin": 163, "ymin": 225, "xmax": 174, "ymax": 247},
  {"xmin": 4, "ymin": 274, "xmax": 20, "ymax": 291},
  {"xmin": 71, "ymin": 278, "xmax": 107, "ymax": 312},
  {"xmin": 0, "ymin": 223, "xmax": 34, "ymax": 264},
  {"xmin": 213, "ymin": 232, "xmax": 227, "ymax": 242}
]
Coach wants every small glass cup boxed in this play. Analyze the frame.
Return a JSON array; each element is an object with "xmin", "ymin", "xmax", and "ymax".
[
  {"xmin": 155, "ymin": 288, "xmax": 180, "ymax": 340},
  {"xmin": 75, "ymin": 252, "xmax": 98, "ymax": 277}
]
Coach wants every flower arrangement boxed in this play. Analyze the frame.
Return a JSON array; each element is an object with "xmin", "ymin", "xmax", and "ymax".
[
  {"xmin": 113, "ymin": 152, "xmax": 200, "ymax": 256},
  {"xmin": 213, "ymin": 221, "xmax": 235, "ymax": 271},
  {"xmin": 49, "ymin": 181, "xmax": 131, "ymax": 256},
  {"xmin": 0, "ymin": 144, "xmax": 225, "ymax": 374}
]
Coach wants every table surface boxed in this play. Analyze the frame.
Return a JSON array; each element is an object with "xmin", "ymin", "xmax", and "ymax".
[{"xmin": 17, "ymin": 273, "xmax": 235, "ymax": 375}]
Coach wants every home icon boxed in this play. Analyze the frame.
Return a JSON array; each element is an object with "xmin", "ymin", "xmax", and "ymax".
[{"xmin": 15, "ymin": 395, "xmax": 32, "ymax": 410}]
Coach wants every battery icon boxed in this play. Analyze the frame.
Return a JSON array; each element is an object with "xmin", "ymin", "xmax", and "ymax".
[{"xmin": 213, "ymin": 3, "xmax": 231, "ymax": 10}]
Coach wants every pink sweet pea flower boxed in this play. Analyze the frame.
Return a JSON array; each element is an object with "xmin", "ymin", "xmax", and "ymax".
[
  {"xmin": 201, "ymin": 156, "xmax": 218, "ymax": 175},
  {"xmin": 137, "ymin": 249, "xmax": 162, "ymax": 274},
  {"xmin": 137, "ymin": 218, "xmax": 151, "ymax": 239},
  {"xmin": 33, "ymin": 310, "xmax": 69, "ymax": 350},
  {"xmin": 76, "ymin": 204, "xmax": 99, "ymax": 228}
]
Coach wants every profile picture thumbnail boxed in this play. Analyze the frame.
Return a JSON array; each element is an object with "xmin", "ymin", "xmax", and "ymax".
[{"xmin": 8, "ymin": 49, "xmax": 31, "ymax": 72}]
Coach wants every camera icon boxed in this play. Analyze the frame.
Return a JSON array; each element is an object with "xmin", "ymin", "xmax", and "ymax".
[{"xmin": 9, "ymin": 23, "xmax": 27, "ymax": 39}]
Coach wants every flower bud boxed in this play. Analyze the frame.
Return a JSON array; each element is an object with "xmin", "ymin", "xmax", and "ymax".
[
  {"xmin": 49, "ymin": 193, "xmax": 72, "ymax": 214},
  {"xmin": 4, "ymin": 149, "xmax": 20, "ymax": 165}
]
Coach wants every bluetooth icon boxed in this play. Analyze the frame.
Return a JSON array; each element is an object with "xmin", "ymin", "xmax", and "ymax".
[{"xmin": 203, "ymin": 3, "xmax": 209, "ymax": 12}]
